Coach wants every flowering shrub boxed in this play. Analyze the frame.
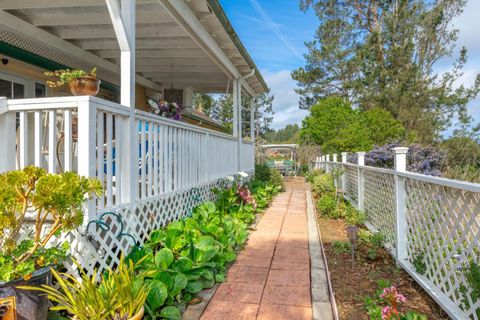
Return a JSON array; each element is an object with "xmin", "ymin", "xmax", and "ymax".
[
  {"xmin": 148, "ymin": 99, "xmax": 183, "ymax": 120},
  {"xmin": 347, "ymin": 142, "xmax": 445, "ymax": 176}
]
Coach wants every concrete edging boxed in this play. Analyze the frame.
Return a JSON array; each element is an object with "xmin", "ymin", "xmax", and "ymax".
[{"xmin": 306, "ymin": 189, "xmax": 339, "ymax": 320}]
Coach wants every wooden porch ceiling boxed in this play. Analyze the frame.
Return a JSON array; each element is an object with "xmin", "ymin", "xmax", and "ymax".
[{"xmin": 0, "ymin": 0, "xmax": 267, "ymax": 95}]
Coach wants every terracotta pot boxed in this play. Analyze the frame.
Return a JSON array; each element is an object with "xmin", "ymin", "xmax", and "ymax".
[
  {"xmin": 128, "ymin": 306, "xmax": 144, "ymax": 320},
  {"xmin": 69, "ymin": 77, "xmax": 101, "ymax": 96},
  {"xmin": 0, "ymin": 267, "xmax": 51, "ymax": 320}
]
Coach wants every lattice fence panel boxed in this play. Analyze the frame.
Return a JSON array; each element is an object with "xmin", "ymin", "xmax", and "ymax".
[
  {"xmin": 344, "ymin": 165, "xmax": 358, "ymax": 205},
  {"xmin": 331, "ymin": 163, "xmax": 343, "ymax": 190},
  {"xmin": 405, "ymin": 179, "xmax": 480, "ymax": 319},
  {"xmin": 364, "ymin": 169, "xmax": 396, "ymax": 250},
  {"xmin": 61, "ymin": 178, "xmax": 233, "ymax": 277}
]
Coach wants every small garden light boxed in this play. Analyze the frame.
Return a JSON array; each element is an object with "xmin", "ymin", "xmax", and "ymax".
[{"xmin": 347, "ymin": 225, "xmax": 358, "ymax": 268}]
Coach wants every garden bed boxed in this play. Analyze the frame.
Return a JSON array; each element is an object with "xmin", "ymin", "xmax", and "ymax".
[{"xmin": 317, "ymin": 216, "xmax": 449, "ymax": 320}]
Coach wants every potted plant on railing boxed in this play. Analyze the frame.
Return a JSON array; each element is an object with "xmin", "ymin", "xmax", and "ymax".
[
  {"xmin": 0, "ymin": 166, "xmax": 101, "ymax": 320},
  {"xmin": 20, "ymin": 257, "xmax": 148, "ymax": 320},
  {"xmin": 45, "ymin": 68, "xmax": 101, "ymax": 96}
]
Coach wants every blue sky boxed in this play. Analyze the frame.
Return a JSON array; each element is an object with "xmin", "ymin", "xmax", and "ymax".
[
  {"xmin": 221, "ymin": 0, "xmax": 480, "ymax": 134},
  {"xmin": 220, "ymin": 0, "xmax": 316, "ymax": 129}
]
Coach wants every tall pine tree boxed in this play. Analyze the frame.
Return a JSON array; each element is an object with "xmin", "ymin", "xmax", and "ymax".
[{"xmin": 293, "ymin": 0, "xmax": 480, "ymax": 143}]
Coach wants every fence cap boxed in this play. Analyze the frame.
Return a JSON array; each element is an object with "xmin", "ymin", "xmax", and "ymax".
[
  {"xmin": 356, "ymin": 151, "xmax": 366, "ymax": 156},
  {"xmin": 341, "ymin": 152, "xmax": 348, "ymax": 156},
  {"xmin": 392, "ymin": 147, "xmax": 409, "ymax": 154}
]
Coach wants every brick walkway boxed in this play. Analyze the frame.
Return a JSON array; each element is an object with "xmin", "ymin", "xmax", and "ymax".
[{"xmin": 199, "ymin": 178, "xmax": 333, "ymax": 320}]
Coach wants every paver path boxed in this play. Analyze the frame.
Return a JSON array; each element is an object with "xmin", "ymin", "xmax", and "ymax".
[{"xmin": 198, "ymin": 178, "xmax": 333, "ymax": 320}]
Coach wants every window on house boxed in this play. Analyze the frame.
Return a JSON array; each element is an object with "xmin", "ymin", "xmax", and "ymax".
[
  {"xmin": 0, "ymin": 79, "xmax": 12, "ymax": 98},
  {"xmin": 35, "ymin": 82, "xmax": 46, "ymax": 98},
  {"xmin": 0, "ymin": 77, "xmax": 25, "ymax": 99}
]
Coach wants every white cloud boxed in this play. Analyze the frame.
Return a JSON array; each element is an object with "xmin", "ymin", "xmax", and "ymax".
[{"xmin": 263, "ymin": 69, "xmax": 308, "ymax": 130}]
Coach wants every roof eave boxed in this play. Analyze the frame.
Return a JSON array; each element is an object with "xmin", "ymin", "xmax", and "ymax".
[{"xmin": 207, "ymin": 0, "xmax": 269, "ymax": 94}]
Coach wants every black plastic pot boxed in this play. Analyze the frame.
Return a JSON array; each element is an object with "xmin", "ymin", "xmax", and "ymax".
[{"xmin": 0, "ymin": 267, "xmax": 51, "ymax": 320}]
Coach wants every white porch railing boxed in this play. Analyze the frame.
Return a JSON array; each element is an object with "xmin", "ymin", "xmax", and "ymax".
[
  {"xmin": 317, "ymin": 153, "xmax": 480, "ymax": 320},
  {"xmin": 0, "ymin": 96, "xmax": 254, "ymax": 275}
]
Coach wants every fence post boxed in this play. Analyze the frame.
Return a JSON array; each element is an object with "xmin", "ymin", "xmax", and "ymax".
[
  {"xmin": 393, "ymin": 147, "xmax": 408, "ymax": 261},
  {"xmin": 356, "ymin": 152, "xmax": 365, "ymax": 211},
  {"xmin": 0, "ymin": 98, "xmax": 15, "ymax": 172},
  {"xmin": 326, "ymin": 154, "xmax": 331, "ymax": 173},
  {"xmin": 332, "ymin": 153, "xmax": 337, "ymax": 163},
  {"xmin": 341, "ymin": 152, "xmax": 348, "ymax": 192},
  {"xmin": 77, "ymin": 99, "xmax": 97, "ymax": 220}
]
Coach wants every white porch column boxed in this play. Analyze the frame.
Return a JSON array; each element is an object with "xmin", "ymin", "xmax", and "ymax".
[
  {"xmin": 0, "ymin": 98, "xmax": 15, "ymax": 172},
  {"xmin": 183, "ymin": 87, "xmax": 194, "ymax": 107},
  {"xmin": 233, "ymin": 79, "xmax": 239, "ymax": 137},
  {"xmin": 237, "ymin": 80, "xmax": 243, "ymax": 172},
  {"xmin": 250, "ymin": 101, "xmax": 255, "ymax": 142},
  {"xmin": 107, "ymin": 0, "xmax": 137, "ymax": 204}
]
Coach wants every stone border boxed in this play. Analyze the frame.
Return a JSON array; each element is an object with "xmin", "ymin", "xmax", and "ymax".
[{"xmin": 306, "ymin": 189, "xmax": 338, "ymax": 320}]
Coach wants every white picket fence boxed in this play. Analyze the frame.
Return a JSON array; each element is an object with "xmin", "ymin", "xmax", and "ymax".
[
  {"xmin": 315, "ymin": 151, "xmax": 480, "ymax": 320},
  {"xmin": 0, "ymin": 96, "xmax": 254, "ymax": 275}
]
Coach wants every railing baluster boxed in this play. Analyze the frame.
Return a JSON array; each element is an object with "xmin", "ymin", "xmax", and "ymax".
[
  {"xmin": 153, "ymin": 123, "xmax": 158, "ymax": 196},
  {"xmin": 19, "ymin": 112, "xmax": 28, "ymax": 169},
  {"xmin": 115, "ymin": 115, "xmax": 122, "ymax": 205},
  {"xmin": 34, "ymin": 111, "xmax": 43, "ymax": 168},
  {"xmin": 141, "ymin": 120, "xmax": 146, "ymax": 198},
  {"xmin": 64, "ymin": 110, "xmax": 73, "ymax": 171},
  {"xmin": 148, "ymin": 122, "xmax": 154, "ymax": 197},
  {"xmin": 106, "ymin": 113, "xmax": 113, "ymax": 207},
  {"xmin": 97, "ymin": 111, "xmax": 105, "ymax": 209},
  {"xmin": 48, "ymin": 110, "xmax": 56, "ymax": 173}
]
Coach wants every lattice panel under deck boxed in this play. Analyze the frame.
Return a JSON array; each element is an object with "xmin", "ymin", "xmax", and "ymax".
[
  {"xmin": 63, "ymin": 178, "xmax": 233, "ymax": 277},
  {"xmin": 364, "ymin": 170, "xmax": 396, "ymax": 250},
  {"xmin": 344, "ymin": 165, "xmax": 358, "ymax": 205},
  {"xmin": 405, "ymin": 179, "xmax": 480, "ymax": 319}
]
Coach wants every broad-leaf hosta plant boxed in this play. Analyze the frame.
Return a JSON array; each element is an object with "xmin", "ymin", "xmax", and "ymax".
[
  {"xmin": 128, "ymin": 181, "xmax": 280, "ymax": 320},
  {"xmin": 0, "ymin": 166, "xmax": 101, "ymax": 282}
]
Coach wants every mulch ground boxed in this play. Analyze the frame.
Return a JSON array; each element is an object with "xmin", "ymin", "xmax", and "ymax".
[{"xmin": 318, "ymin": 216, "xmax": 450, "ymax": 320}]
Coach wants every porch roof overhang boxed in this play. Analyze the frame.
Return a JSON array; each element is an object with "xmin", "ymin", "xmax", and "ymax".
[{"xmin": 0, "ymin": 0, "xmax": 268, "ymax": 96}]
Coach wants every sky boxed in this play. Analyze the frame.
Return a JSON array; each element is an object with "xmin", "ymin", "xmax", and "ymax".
[{"xmin": 221, "ymin": 0, "xmax": 480, "ymax": 135}]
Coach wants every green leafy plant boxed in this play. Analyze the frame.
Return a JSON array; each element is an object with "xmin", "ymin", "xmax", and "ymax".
[
  {"xmin": 305, "ymin": 169, "xmax": 324, "ymax": 183},
  {"xmin": 316, "ymin": 194, "xmax": 337, "ymax": 217},
  {"xmin": 412, "ymin": 251, "xmax": 427, "ymax": 275},
  {"xmin": 19, "ymin": 257, "xmax": 148, "ymax": 320},
  {"xmin": 45, "ymin": 68, "xmax": 97, "ymax": 88},
  {"xmin": 0, "ymin": 167, "xmax": 101, "ymax": 282},
  {"xmin": 358, "ymin": 229, "xmax": 385, "ymax": 261},
  {"xmin": 459, "ymin": 260, "xmax": 480, "ymax": 313},
  {"xmin": 126, "ymin": 182, "xmax": 278, "ymax": 319},
  {"xmin": 332, "ymin": 241, "xmax": 351, "ymax": 254},
  {"xmin": 312, "ymin": 173, "xmax": 335, "ymax": 195},
  {"xmin": 345, "ymin": 206, "xmax": 366, "ymax": 226}
]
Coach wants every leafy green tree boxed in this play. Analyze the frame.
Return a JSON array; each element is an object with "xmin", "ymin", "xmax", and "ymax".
[
  {"xmin": 192, "ymin": 93, "xmax": 215, "ymax": 116},
  {"xmin": 203, "ymin": 93, "xmax": 274, "ymax": 138},
  {"xmin": 241, "ymin": 93, "xmax": 274, "ymax": 138},
  {"xmin": 294, "ymin": 0, "xmax": 480, "ymax": 143},
  {"xmin": 300, "ymin": 96, "xmax": 405, "ymax": 153},
  {"xmin": 265, "ymin": 124, "xmax": 300, "ymax": 143}
]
